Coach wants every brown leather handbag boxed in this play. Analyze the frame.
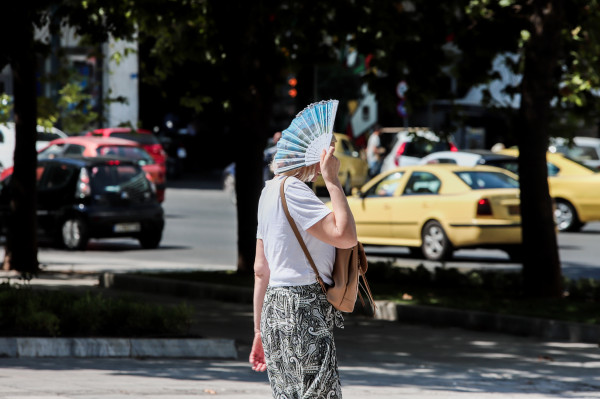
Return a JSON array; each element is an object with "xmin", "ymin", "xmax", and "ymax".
[{"xmin": 280, "ymin": 177, "xmax": 376, "ymax": 314}]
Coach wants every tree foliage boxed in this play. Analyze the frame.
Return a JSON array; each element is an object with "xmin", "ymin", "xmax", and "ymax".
[{"xmin": 3, "ymin": 1, "xmax": 599, "ymax": 297}]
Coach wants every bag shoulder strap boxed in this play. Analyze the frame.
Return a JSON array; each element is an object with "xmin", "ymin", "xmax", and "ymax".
[{"xmin": 279, "ymin": 176, "xmax": 328, "ymax": 294}]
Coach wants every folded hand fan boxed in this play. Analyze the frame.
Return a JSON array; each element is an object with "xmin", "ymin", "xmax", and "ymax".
[{"xmin": 273, "ymin": 99, "xmax": 339, "ymax": 174}]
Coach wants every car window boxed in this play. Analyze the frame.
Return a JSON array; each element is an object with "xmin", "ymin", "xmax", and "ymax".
[
  {"xmin": 97, "ymin": 146, "xmax": 155, "ymax": 164},
  {"xmin": 39, "ymin": 164, "xmax": 78, "ymax": 190},
  {"xmin": 340, "ymin": 139, "xmax": 352, "ymax": 156},
  {"xmin": 485, "ymin": 160, "xmax": 519, "ymax": 174},
  {"xmin": 557, "ymin": 144, "xmax": 599, "ymax": 161},
  {"xmin": 403, "ymin": 172, "xmax": 441, "ymax": 195},
  {"xmin": 455, "ymin": 171, "xmax": 519, "ymax": 189},
  {"xmin": 365, "ymin": 172, "xmax": 404, "ymax": 197},
  {"xmin": 89, "ymin": 164, "xmax": 150, "ymax": 194},
  {"xmin": 339, "ymin": 138, "xmax": 359, "ymax": 157},
  {"xmin": 404, "ymin": 141, "xmax": 450, "ymax": 158},
  {"xmin": 38, "ymin": 144, "xmax": 66, "ymax": 160},
  {"xmin": 111, "ymin": 132, "xmax": 160, "ymax": 145},
  {"xmin": 0, "ymin": 130, "xmax": 4, "ymax": 143},
  {"xmin": 63, "ymin": 144, "xmax": 85, "ymax": 156},
  {"xmin": 547, "ymin": 162, "xmax": 560, "ymax": 177}
]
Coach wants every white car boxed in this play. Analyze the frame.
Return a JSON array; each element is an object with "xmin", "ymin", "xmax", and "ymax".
[
  {"xmin": 419, "ymin": 149, "xmax": 519, "ymax": 175},
  {"xmin": 549, "ymin": 136, "xmax": 600, "ymax": 171},
  {"xmin": 0, "ymin": 123, "xmax": 68, "ymax": 171},
  {"xmin": 379, "ymin": 128, "xmax": 457, "ymax": 174}
]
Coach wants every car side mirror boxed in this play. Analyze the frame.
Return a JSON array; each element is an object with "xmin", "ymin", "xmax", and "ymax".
[{"xmin": 351, "ymin": 187, "xmax": 361, "ymax": 197}]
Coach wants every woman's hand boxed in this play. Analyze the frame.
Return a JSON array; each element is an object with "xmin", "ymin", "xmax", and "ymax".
[
  {"xmin": 320, "ymin": 145, "xmax": 340, "ymax": 183},
  {"xmin": 249, "ymin": 333, "xmax": 267, "ymax": 372}
]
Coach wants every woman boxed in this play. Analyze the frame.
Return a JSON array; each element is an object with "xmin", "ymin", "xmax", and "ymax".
[{"xmin": 249, "ymin": 142, "xmax": 357, "ymax": 398}]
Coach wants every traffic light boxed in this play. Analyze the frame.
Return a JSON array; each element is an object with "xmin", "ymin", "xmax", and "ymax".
[{"xmin": 287, "ymin": 76, "xmax": 297, "ymax": 98}]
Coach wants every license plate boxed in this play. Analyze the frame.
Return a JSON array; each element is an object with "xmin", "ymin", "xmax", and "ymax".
[
  {"xmin": 508, "ymin": 205, "xmax": 520, "ymax": 215},
  {"xmin": 113, "ymin": 223, "xmax": 141, "ymax": 233}
]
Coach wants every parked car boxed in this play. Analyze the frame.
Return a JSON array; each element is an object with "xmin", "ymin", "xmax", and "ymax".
[
  {"xmin": 36, "ymin": 136, "xmax": 166, "ymax": 203},
  {"xmin": 0, "ymin": 123, "xmax": 68, "ymax": 172},
  {"xmin": 500, "ymin": 148, "xmax": 600, "ymax": 232},
  {"xmin": 420, "ymin": 149, "xmax": 520, "ymax": 175},
  {"xmin": 312, "ymin": 133, "xmax": 369, "ymax": 195},
  {"xmin": 0, "ymin": 157, "xmax": 164, "ymax": 250},
  {"xmin": 379, "ymin": 127, "xmax": 458, "ymax": 174},
  {"xmin": 333, "ymin": 164, "xmax": 523, "ymax": 261},
  {"xmin": 550, "ymin": 136, "xmax": 600, "ymax": 171},
  {"xmin": 85, "ymin": 128, "xmax": 168, "ymax": 169}
]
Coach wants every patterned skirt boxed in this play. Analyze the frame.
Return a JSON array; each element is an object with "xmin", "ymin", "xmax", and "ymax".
[{"xmin": 261, "ymin": 282, "xmax": 344, "ymax": 399}]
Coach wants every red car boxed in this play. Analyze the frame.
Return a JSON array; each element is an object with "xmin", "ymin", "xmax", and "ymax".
[
  {"xmin": 85, "ymin": 128, "xmax": 168, "ymax": 169},
  {"xmin": 2, "ymin": 136, "xmax": 166, "ymax": 203}
]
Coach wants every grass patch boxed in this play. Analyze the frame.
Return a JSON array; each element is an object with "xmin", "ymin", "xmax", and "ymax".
[
  {"xmin": 367, "ymin": 263, "xmax": 600, "ymax": 325},
  {"xmin": 0, "ymin": 283, "xmax": 195, "ymax": 337},
  {"xmin": 147, "ymin": 270, "xmax": 254, "ymax": 287},
  {"xmin": 150, "ymin": 263, "xmax": 600, "ymax": 325}
]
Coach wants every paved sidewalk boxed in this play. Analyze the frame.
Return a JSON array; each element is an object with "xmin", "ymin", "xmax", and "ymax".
[{"xmin": 1, "ymin": 286, "xmax": 599, "ymax": 398}]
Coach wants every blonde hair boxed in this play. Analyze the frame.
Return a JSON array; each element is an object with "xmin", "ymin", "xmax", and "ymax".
[{"xmin": 272, "ymin": 162, "xmax": 319, "ymax": 182}]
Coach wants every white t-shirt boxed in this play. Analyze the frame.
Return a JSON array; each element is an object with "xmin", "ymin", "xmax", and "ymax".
[{"xmin": 257, "ymin": 175, "xmax": 335, "ymax": 287}]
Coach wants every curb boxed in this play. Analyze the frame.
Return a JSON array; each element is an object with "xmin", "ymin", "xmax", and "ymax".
[
  {"xmin": 373, "ymin": 301, "xmax": 600, "ymax": 344},
  {"xmin": 103, "ymin": 272, "xmax": 600, "ymax": 344},
  {"xmin": 0, "ymin": 337, "xmax": 237, "ymax": 359}
]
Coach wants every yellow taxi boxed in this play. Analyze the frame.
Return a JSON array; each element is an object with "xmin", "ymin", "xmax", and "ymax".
[
  {"xmin": 328, "ymin": 164, "xmax": 523, "ymax": 261},
  {"xmin": 500, "ymin": 148, "xmax": 600, "ymax": 231},
  {"xmin": 313, "ymin": 133, "xmax": 369, "ymax": 195}
]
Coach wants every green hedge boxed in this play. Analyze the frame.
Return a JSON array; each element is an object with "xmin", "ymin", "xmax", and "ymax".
[
  {"xmin": 0, "ymin": 283, "xmax": 194, "ymax": 337},
  {"xmin": 366, "ymin": 262, "xmax": 600, "ymax": 324},
  {"xmin": 150, "ymin": 263, "xmax": 600, "ymax": 325}
]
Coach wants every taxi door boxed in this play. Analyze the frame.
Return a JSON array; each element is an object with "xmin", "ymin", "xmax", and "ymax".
[
  {"xmin": 347, "ymin": 171, "xmax": 406, "ymax": 244},
  {"xmin": 391, "ymin": 171, "xmax": 442, "ymax": 242}
]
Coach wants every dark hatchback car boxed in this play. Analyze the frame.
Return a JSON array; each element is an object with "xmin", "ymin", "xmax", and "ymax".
[{"xmin": 0, "ymin": 157, "xmax": 164, "ymax": 250}]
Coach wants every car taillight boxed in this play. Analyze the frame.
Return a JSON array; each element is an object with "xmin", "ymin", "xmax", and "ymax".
[
  {"xmin": 394, "ymin": 143, "xmax": 407, "ymax": 166},
  {"xmin": 76, "ymin": 168, "xmax": 91, "ymax": 199},
  {"xmin": 145, "ymin": 172, "xmax": 157, "ymax": 193},
  {"xmin": 450, "ymin": 143, "xmax": 458, "ymax": 152},
  {"xmin": 477, "ymin": 198, "xmax": 492, "ymax": 216}
]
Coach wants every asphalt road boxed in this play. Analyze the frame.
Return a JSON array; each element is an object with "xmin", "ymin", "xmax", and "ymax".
[{"xmin": 3, "ymin": 173, "xmax": 597, "ymax": 280}]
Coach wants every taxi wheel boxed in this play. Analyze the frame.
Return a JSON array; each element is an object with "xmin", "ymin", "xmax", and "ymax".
[
  {"xmin": 139, "ymin": 230, "xmax": 162, "ymax": 249},
  {"xmin": 555, "ymin": 200, "xmax": 583, "ymax": 232},
  {"xmin": 421, "ymin": 220, "xmax": 452, "ymax": 261},
  {"xmin": 61, "ymin": 217, "xmax": 89, "ymax": 250}
]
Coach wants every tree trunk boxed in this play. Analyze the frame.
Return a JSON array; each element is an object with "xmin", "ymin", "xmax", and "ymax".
[
  {"xmin": 517, "ymin": 0, "xmax": 563, "ymax": 297},
  {"xmin": 2, "ymin": 8, "xmax": 39, "ymax": 274},
  {"xmin": 211, "ymin": 1, "xmax": 278, "ymax": 273}
]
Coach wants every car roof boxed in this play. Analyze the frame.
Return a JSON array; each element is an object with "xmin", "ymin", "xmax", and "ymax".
[
  {"xmin": 444, "ymin": 149, "xmax": 517, "ymax": 160},
  {"xmin": 47, "ymin": 136, "xmax": 141, "ymax": 148},
  {"xmin": 39, "ymin": 156, "xmax": 140, "ymax": 167},
  {"xmin": 385, "ymin": 163, "xmax": 512, "ymax": 174},
  {"xmin": 90, "ymin": 127, "xmax": 153, "ymax": 135}
]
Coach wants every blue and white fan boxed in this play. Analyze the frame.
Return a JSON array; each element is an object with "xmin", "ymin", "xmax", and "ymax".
[{"xmin": 273, "ymin": 99, "xmax": 339, "ymax": 174}]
